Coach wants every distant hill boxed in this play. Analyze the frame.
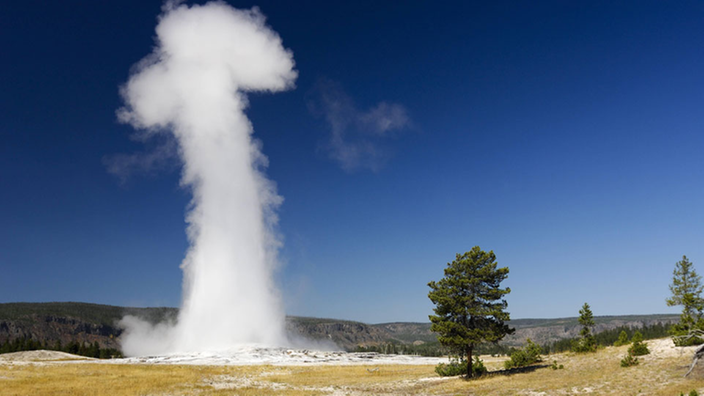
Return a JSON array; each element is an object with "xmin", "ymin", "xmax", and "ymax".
[
  {"xmin": 0, "ymin": 302, "xmax": 177, "ymax": 351},
  {"xmin": 0, "ymin": 302, "xmax": 679, "ymax": 352},
  {"xmin": 370, "ymin": 314, "xmax": 680, "ymax": 347}
]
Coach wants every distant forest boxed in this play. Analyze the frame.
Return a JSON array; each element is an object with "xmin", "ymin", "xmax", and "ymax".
[
  {"xmin": 543, "ymin": 322, "xmax": 671, "ymax": 353},
  {"xmin": 354, "ymin": 322, "xmax": 672, "ymax": 357},
  {"xmin": 0, "ymin": 322, "xmax": 673, "ymax": 359},
  {"xmin": 0, "ymin": 337, "xmax": 122, "ymax": 359}
]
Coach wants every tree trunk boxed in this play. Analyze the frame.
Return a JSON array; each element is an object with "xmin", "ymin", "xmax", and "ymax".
[
  {"xmin": 685, "ymin": 343, "xmax": 704, "ymax": 377},
  {"xmin": 467, "ymin": 345, "xmax": 473, "ymax": 378}
]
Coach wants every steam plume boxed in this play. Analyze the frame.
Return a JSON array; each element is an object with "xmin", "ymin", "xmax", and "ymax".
[
  {"xmin": 308, "ymin": 79, "xmax": 411, "ymax": 172},
  {"xmin": 117, "ymin": 1, "xmax": 296, "ymax": 355}
]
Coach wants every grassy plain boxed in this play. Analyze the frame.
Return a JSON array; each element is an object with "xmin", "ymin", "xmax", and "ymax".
[{"xmin": 2, "ymin": 339, "xmax": 704, "ymax": 395}]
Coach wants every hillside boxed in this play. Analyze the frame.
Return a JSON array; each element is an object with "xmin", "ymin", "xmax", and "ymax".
[
  {"xmin": 0, "ymin": 302, "xmax": 679, "ymax": 352},
  {"xmin": 371, "ymin": 314, "xmax": 680, "ymax": 347}
]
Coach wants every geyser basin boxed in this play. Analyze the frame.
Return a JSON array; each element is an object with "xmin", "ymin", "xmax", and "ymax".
[
  {"xmin": 115, "ymin": 347, "xmax": 445, "ymax": 366},
  {"xmin": 116, "ymin": 1, "xmax": 297, "ymax": 356}
]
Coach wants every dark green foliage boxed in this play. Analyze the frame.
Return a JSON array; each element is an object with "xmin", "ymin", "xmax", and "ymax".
[
  {"xmin": 67, "ymin": 340, "xmax": 80, "ymax": 355},
  {"xmin": 550, "ymin": 360, "xmax": 564, "ymax": 370},
  {"xmin": 679, "ymin": 391, "xmax": 700, "ymax": 396},
  {"xmin": 670, "ymin": 330, "xmax": 704, "ymax": 346},
  {"xmin": 544, "ymin": 323, "xmax": 671, "ymax": 354},
  {"xmin": 428, "ymin": 246, "xmax": 514, "ymax": 377},
  {"xmin": 0, "ymin": 336, "xmax": 122, "ymax": 359},
  {"xmin": 503, "ymin": 339, "xmax": 542, "ymax": 369},
  {"xmin": 620, "ymin": 331, "xmax": 649, "ymax": 368},
  {"xmin": 471, "ymin": 356, "xmax": 487, "ymax": 375},
  {"xmin": 627, "ymin": 331, "xmax": 650, "ymax": 356},
  {"xmin": 620, "ymin": 353, "xmax": 639, "ymax": 367},
  {"xmin": 572, "ymin": 303, "xmax": 597, "ymax": 353},
  {"xmin": 613, "ymin": 330, "xmax": 629, "ymax": 346},
  {"xmin": 435, "ymin": 357, "xmax": 487, "ymax": 377},
  {"xmin": 667, "ymin": 256, "xmax": 704, "ymax": 345},
  {"xmin": 475, "ymin": 342, "xmax": 514, "ymax": 356},
  {"xmin": 354, "ymin": 340, "xmax": 517, "ymax": 357},
  {"xmin": 354, "ymin": 341, "xmax": 448, "ymax": 357},
  {"xmin": 595, "ymin": 323, "xmax": 671, "ymax": 346},
  {"xmin": 354, "ymin": 342, "xmax": 399, "ymax": 355},
  {"xmin": 578, "ymin": 303, "xmax": 595, "ymax": 327},
  {"xmin": 571, "ymin": 337, "xmax": 597, "ymax": 353},
  {"xmin": 667, "ymin": 256, "xmax": 704, "ymax": 320},
  {"xmin": 435, "ymin": 360, "xmax": 466, "ymax": 377}
]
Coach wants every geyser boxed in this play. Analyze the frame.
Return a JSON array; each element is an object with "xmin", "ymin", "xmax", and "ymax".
[{"xmin": 117, "ymin": 1, "xmax": 297, "ymax": 356}]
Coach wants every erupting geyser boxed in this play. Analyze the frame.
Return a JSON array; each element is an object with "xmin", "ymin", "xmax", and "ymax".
[{"xmin": 117, "ymin": 1, "xmax": 297, "ymax": 356}]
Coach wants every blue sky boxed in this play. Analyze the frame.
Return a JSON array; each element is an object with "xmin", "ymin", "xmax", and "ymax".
[{"xmin": 1, "ymin": 0, "xmax": 703, "ymax": 323}]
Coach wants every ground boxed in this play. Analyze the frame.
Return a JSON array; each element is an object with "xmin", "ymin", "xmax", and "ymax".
[{"xmin": 1, "ymin": 338, "xmax": 704, "ymax": 395}]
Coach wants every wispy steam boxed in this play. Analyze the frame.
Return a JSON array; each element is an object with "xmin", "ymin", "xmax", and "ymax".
[
  {"xmin": 309, "ymin": 79, "xmax": 411, "ymax": 172},
  {"xmin": 103, "ymin": 134, "xmax": 178, "ymax": 184},
  {"xmin": 115, "ymin": 1, "xmax": 296, "ymax": 355}
]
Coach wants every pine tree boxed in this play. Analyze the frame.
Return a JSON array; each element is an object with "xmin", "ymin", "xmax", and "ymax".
[
  {"xmin": 67, "ymin": 341, "xmax": 79, "ymax": 355},
  {"xmin": 628, "ymin": 331, "xmax": 650, "ymax": 356},
  {"xmin": 614, "ymin": 330, "xmax": 629, "ymax": 347},
  {"xmin": 573, "ymin": 303, "xmax": 597, "ymax": 353},
  {"xmin": 667, "ymin": 255, "xmax": 704, "ymax": 345},
  {"xmin": 428, "ymin": 246, "xmax": 514, "ymax": 377}
]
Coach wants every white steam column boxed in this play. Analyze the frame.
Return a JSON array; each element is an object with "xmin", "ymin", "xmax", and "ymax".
[{"xmin": 118, "ymin": 2, "xmax": 297, "ymax": 356}]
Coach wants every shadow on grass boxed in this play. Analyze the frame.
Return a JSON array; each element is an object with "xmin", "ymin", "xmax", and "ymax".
[{"xmin": 462, "ymin": 364, "xmax": 550, "ymax": 380}]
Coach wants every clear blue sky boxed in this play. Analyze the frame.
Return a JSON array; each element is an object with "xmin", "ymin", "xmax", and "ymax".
[{"xmin": 1, "ymin": 0, "xmax": 703, "ymax": 323}]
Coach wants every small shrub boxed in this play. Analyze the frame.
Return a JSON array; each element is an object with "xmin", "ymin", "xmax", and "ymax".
[
  {"xmin": 620, "ymin": 354, "xmax": 639, "ymax": 367},
  {"xmin": 550, "ymin": 360, "xmax": 564, "ymax": 370},
  {"xmin": 435, "ymin": 360, "xmax": 464, "ymax": 376},
  {"xmin": 472, "ymin": 356, "xmax": 487, "ymax": 376},
  {"xmin": 613, "ymin": 330, "xmax": 629, "ymax": 347},
  {"xmin": 628, "ymin": 331, "xmax": 650, "ymax": 356},
  {"xmin": 674, "ymin": 336, "xmax": 704, "ymax": 347},
  {"xmin": 435, "ymin": 356, "xmax": 487, "ymax": 377},
  {"xmin": 690, "ymin": 390, "xmax": 700, "ymax": 396},
  {"xmin": 504, "ymin": 339, "xmax": 542, "ymax": 369}
]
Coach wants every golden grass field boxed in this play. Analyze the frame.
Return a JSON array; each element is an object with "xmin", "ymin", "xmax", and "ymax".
[{"xmin": 2, "ymin": 338, "xmax": 704, "ymax": 395}]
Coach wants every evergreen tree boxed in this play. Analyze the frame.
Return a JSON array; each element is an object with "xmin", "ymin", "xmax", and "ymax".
[
  {"xmin": 628, "ymin": 331, "xmax": 650, "ymax": 356},
  {"xmin": 667, "ymin": 256, "xmax": 704, "ymax": 345},
  {"xmin": 573, "ymin": 303, "xmax": 597, "ymax": 353},
  {"xmin": 88, "ymin": 342, "xmax": 100, "ymax": 358},
  {"xmin": 428, "ymin": 246, "xmax": 514, "ymax": 377},
  {"xmin": 67, "ymin": 341, "xmax": 79, "ymax": 355},
  {"xmin": 504, "ymin": 339, "xmax": 542, "ymax": 369},
  {"xmin": 99, "ymin": 348, "xmax": 111, "ymax": 359},
  {"xmin": 77, "ymin": 342, "xmax": 86, "ymax": 356},
  {"xmin": 614, "ymin": 330, "xmax": 629, "ymax": 347}
]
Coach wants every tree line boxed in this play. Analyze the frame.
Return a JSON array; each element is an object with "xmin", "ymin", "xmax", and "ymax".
[
  {"xmin": 0, "ymin": 336, "xmax": 123, "ymax": 359},
  {"xmin": 353, "ymin": 338, "xmax": 519, "ymax": 357},
  {"xmin": 542, "ymin": 322, "xmax": 672, "ymax": 354},
  {"xmin": 353, "ymin": 321, "xmax": 671, "ymax": 358}
]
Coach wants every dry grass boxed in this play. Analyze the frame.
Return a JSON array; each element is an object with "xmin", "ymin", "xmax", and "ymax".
[{"xmin": 2, "ymin": 339, "xmax": 704, "ymax": 395}]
